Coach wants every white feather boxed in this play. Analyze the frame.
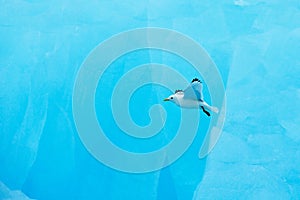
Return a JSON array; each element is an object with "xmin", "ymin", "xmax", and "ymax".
[{"xmin": 165, "ymin": 79, "xmax": 219, "ymax": 114}]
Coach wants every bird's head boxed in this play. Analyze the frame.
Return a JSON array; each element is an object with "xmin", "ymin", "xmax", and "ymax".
[
  {"xmin": 164, "ymin": 90, "xmax": 183, "ymax": 105},
  {"xmin": 163, "ymin": 94, "xmax": 177, "ymax": 103}
]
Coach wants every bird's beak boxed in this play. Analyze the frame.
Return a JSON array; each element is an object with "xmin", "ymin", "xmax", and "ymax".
[{"xmin": 163, "ymin": 98, "xmax": 169, "ymax": 101}]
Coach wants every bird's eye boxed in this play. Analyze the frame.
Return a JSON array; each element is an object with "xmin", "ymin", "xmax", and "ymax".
[{"xmin": 170, "ymin": 97, "xmax": 173, "ymax": 99}]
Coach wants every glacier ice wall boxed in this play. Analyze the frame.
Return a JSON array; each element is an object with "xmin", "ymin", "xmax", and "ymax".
[
  {"xmin": 193, "ymin": 1, "xmax": 300, "ymax": 199},
  {"xmin": 0, "ymin": 182, "xmax": 32, "ymax": 200},
  {"xmin": 0, "ymin": 0, "xmax": 299, "ymax": 199}
]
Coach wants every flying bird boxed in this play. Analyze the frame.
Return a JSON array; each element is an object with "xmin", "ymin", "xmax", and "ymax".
[{"xmin": 164, "ymin": 78, "xmax": 219, "ymax": 116}]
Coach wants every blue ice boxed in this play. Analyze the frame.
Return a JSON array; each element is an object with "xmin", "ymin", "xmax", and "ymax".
[{"xmin": 0, "ymin": 0, "xmax": 300, "ymax": 199}]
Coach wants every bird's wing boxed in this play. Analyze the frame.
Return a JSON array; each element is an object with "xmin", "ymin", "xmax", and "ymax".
[
  {"xmin": 174, "ymin": 89, "xmax": 184, "ymax": 96},
  {"xmin": 183, "ymin": 78, "xmax": 203, "ymax": 101}
]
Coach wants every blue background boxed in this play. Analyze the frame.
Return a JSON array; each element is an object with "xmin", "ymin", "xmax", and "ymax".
[{"xmin": 1, "ymin": 0, "xmax": 300, "ymax": 199}]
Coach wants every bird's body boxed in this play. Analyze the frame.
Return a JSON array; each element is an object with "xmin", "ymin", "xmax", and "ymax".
[{"xmin": 164, "ymin": 78, "xmax": 219, "ymax": 116}]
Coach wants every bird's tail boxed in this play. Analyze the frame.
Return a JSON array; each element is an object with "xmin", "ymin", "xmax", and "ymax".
[
  {"xmin": 210, "ymin": 106, "xmax": 219, "ymax": 114},
  {"xmin": 201, "ymin": 102, "xmax": 219, "ymax": 114}
]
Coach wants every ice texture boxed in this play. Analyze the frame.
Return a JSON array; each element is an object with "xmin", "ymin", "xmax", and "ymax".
[
  {"xmin": 194, "ymin": 1, "xmax": 300, "ymax": 198},
  {"xmin": 0, "ymin": 182, "xmax": 32, "ymax": 200},
  {"xmin": 0, "ymin": 0, "xmax": 300, "ymax": 199}
]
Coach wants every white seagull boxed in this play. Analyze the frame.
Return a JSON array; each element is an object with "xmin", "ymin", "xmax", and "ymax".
[{"xmin": 164, "ymin": 78, "xmax": 219, "ymax": 116}]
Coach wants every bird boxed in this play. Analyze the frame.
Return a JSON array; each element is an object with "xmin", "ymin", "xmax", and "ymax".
[{"xmin": 163, "ymin": 78, "xmax": 219, "ymax": 116}]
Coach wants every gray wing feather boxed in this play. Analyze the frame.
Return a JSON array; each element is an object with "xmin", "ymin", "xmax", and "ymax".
[{"xmin": 183, "ymin": 81, "xmax": 203, "ymax": 101}]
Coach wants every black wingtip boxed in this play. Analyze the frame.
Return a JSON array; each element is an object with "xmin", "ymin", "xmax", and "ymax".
[
  {"xmin": 204, "ymin": 110, "xmax": 211, "ymax": 117},
  {"xmin": 175, "ymin": 89, "xmax": 183, "ymax": 93},
  {"xmin": 192, "ymin": 78, "xmax": 202, "ymax": 83},
  {"xmin": 201, "ymin": 106, "xmax": 211, "ymax": 117}
]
